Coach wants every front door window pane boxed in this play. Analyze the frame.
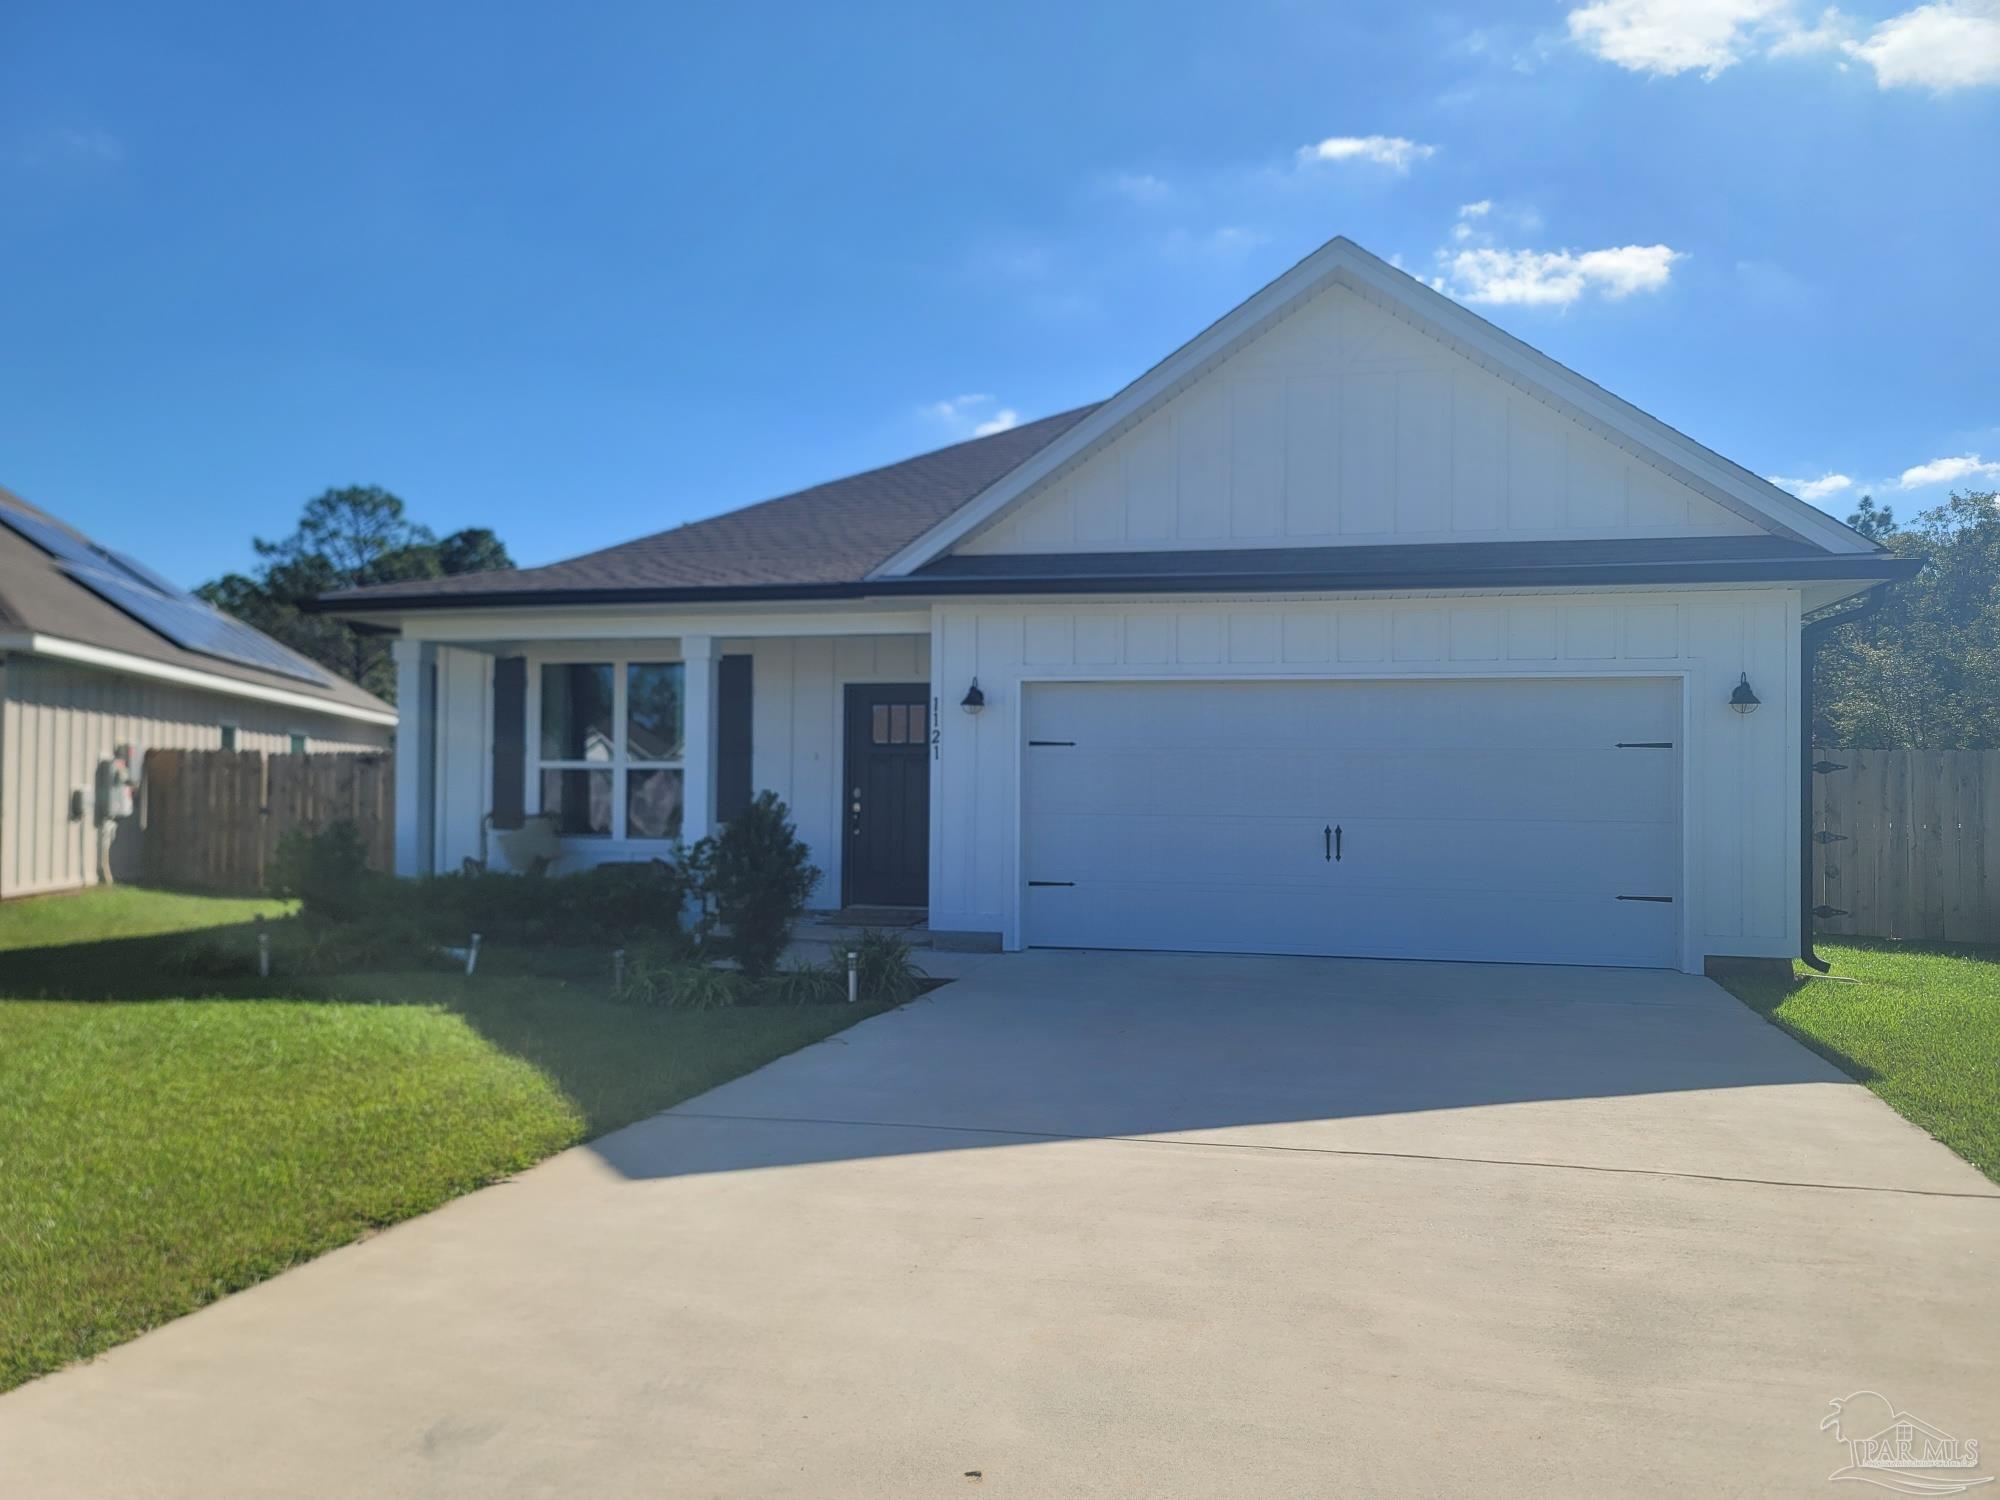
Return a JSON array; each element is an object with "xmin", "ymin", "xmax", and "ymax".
[
  {"xmin": 540, "ymin": 664, "xmax": 613, "ymax": 760},
  {"xmin": 542, "ymin": 769, "xmax": 612, "ymax": 836},
  {"xmin": 626, "ymin": 663, "xmax": 685, "ymax": 761}
]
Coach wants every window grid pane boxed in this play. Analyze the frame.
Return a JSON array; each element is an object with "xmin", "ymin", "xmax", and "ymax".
[
  {"xmin": 541, "ymin": 768, "xmax": 612, "ymax": 836},
  {"xmin": 540, "ymin": 663, "xmax": 614, "ymax": 761},
  {"xmin": 626, "ymin": 768, "xmax": 684, "ymax": 840},
  {"xmin": 626, "ymin": 663, "xmax": 685, "ymax": 762}
]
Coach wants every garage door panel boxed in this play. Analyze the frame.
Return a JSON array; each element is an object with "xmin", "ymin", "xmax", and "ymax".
[
  {"xmin": 1026, "ymin": 675, "xmax": 1678, "ymax": 751},
  {"xmin": 1023, "ymin": 678, "xmax": 1680, "ymax": 968},
  {"xmin": 1032, "ymin": 814, "xmax": 1676, "ymax": 896},
  {"xmin": 1031, "ymin": 747, "xmax": 1674, "ymax": 824},
  {"xmin": 1027, "ymin": 881, "xmax": 1676, "ymax": 967}
]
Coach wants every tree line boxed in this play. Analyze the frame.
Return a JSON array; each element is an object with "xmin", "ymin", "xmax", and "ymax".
[{"xmin": 197, "ymin": 486, "xmax": 510, "ymax": 702}]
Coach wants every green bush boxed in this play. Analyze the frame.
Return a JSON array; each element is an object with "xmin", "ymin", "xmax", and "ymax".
[
  {"xmin": 853, "ymin": 929, "xmax": 927, "ymax": 1004},
  {"xmin": 268, "ymin": 823, "xmax": 382, "ymax": 925},
  {"xmin": 768, "ymin": 960, "xmax": 845, "ymax": 1006},
  {"xmin": 404, "ymin": 861, "xmax": 691, "ymax": 948},
  {"xmin": 706, "ymin": 793, "xmax": 819, "ymax": 980},
  {"xmin": 618, "ymin": 948, "xmax": 748, "ymax": 1010}
]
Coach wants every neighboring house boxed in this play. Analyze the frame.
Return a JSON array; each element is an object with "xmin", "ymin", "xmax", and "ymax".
[
  {"xmin": 0, "ymin": 488, "xmax": 395, "ymax": 898},
  {"xmin": 321, "ymin": 237, "xmax": 1915, "ymax": 974}
]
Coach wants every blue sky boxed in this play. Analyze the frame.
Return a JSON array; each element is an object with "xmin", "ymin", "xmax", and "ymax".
[{"xmin": 2, "ymin": 0, "xmax": 1996, "ymax": 586}]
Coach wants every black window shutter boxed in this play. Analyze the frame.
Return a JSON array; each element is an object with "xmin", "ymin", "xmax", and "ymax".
[
  {"xmin": 491, "ymin": 656, "xmax": 527, "ymax": 830},
  {"xmin": 717, "ymin": 654, "xmax": 753, "ymax": 823}
]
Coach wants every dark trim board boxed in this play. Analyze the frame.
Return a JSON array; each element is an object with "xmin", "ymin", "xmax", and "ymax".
[{"xmin": 316, "ymin": 538, "xmax": 1919, "ymax": 614}]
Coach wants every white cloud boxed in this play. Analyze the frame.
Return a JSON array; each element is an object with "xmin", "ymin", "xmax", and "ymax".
[
  {"xmin": 1768, "ymin": 471, "xmax": 1854, "ymax": 500},
  {"xmin": 1160, "ymin": 224, "xmax": 1270, "ymax": 263},
  {"xmin": 1897, "ymin": 453, "xmax": 2000, "ymax": 488},
  {"xmin": 1458, "ymin": 199, "xmax": 1494, "ymax": 218},
  {"xmin": 1296, "ymin": 135, "xmax": 1438, "ymax": 171},
  {"xmin": 923, "ymin": 394, "xmax": 993, "ymax": 424},
  {"xmin": 1567, "ymin": 0, "xmax": 2000, "ymax": 87},
  {"xmin": 1437, "ymin": 243, "xmax": 1683, "ymax": 305},
  {"xmin": 1105, "ymin": 171, "xmax": 1172, "ymax": 202},
  {"xmin": 1846, "ymin": 2, "xmax": 2000, "ymax": 90},
  {"xmin": 924, "ymin": 393, "xmax": 1021, "ymax": 439},
  {"xmin": 1566, "ymin": 0, "xmax": 1792, "ymax": 77}
]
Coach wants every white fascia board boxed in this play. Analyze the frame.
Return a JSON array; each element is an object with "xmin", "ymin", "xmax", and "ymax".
[
  {"xmin": 0, "ymin": 632, "xmax": 398, "ymax": 727},
  {"xmin": 872, "ymin": 237, "xmax": 1871, "ymax": 577},
  {"xmin": 396, "ymin": 603, "xmax": 934, "ymax": 645}
]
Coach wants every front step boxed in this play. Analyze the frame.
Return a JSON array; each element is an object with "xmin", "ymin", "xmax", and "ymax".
[{"xmin": 793, "ymin": 909, "xmax": 931, "ymax": 950}]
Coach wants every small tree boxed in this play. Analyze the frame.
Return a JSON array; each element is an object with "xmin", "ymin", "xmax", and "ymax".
[{"xmin": 706, "ymin": 793, "xmax": 819, "ymax": 979}]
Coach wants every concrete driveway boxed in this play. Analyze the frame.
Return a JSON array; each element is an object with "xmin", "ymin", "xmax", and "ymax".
[{"xmin": 3, "ymin": 952, "xmax": 1996, "ymax": 1498}]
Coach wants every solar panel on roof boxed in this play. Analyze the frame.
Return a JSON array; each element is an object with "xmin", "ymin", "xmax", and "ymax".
[
  {"xmin": 104, "ymin": 548, "xmax": 194, "ymax": 599},
  {"xmin": 0, "ymin": 505, "xmax": 107, "ymax": 571},
  {"xmin": 60, "ymin": 563, "xmax": 334, "ymax": 687}
]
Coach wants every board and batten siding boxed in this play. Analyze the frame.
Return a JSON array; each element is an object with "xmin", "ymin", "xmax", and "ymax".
[
  {"xmin": 0, "ymin": 653, "xmax": 390, "ymax": 898},
  {"xmin": 957, "ymin": 283, "xmax": 1764, "ymax": 556},
  {"xmin": 928, "ymin": 589, "xmax": 1799, "ymax": 972},
  {"xmin": 450, "ymin": 634, "xmax": 928, "ymax": 911}
]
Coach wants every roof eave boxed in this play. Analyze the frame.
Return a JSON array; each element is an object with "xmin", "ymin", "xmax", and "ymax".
[{"xmin": 312, "ymin": 554, "xmax": 1919, "ymax": 616}]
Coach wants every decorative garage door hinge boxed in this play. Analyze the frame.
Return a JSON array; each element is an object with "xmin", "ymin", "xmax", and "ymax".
[
  {"xmin": 1027, "ymin": 880, "xmax": 1075, "ymax": 887},
  {"xmin": 1813, "ymin": 760, "xmax": 1847, "ymax": 774},
  {"xmin": 1812, "ymin": 904, "xmax": 1849, "ymax": 919},
  {"xmin": 1027, "ymin": 740, "xmax": 1075, "ymax": 747},
  {"xmin": 1813, "ymin": 830, "xmax": 1849, "ymax": 844},
  {"xmin": 1615, "ymin": 895, "xmax": 1675, "ymax": 902},
  {"xmin": 1615, "ymin": 741, "xmax": 1675, "ymax": 749}
]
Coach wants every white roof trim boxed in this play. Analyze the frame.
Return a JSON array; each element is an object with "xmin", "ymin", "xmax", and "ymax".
[
  {"xmin": 0, "ymin": 632, "xmax": 399, "ymax": 726},
  {"xmin": 870, "ymin": 236, "xmax": 1871, "ymax": 578}
]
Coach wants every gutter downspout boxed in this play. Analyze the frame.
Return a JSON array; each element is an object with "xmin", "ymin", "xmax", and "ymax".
[{"xmin": 1800, "ymin": 589, "xmax": 1888, "ymax": 973}]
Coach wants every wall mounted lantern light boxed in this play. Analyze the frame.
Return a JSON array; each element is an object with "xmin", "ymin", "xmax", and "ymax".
[
  {"xmin": 961, "ymin": 678, "xmax": 985, "ymax": 716},
  {"xmin": 1728, "ymin": 672, "xmax": 1761, "ymax": 715}
]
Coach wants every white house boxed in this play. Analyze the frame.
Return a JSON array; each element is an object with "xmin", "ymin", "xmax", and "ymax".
[
  {"xmin": 1, "ymin": 488, "xmax": 395, "ymax": 897},
  {"xmin": 322, "ymin": 237, "xmax": 1913, "ymax": 975}
]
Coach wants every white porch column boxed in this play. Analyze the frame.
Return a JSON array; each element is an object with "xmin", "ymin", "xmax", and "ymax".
[
  {"xmin": 391, "ymin": 638, "xmax": 435, "ymax": 876},
  {"xmin": 680, "ymin": 634, "xmax": 719, "ymax": 844}
]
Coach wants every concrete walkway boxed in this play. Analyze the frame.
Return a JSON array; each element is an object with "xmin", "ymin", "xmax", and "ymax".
[{"xmin": 3, "ymin": 952, "xmax": 1996, "ymax": 1497}]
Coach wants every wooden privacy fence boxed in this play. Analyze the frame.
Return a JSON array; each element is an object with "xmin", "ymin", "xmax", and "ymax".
[
  {"xmin": 1812, "ymin": 747, "xmax": 2000, "ymax": 945},
  {"xmin": 142, "ymin": 749, "xmax": 394, "ymax": 894}
]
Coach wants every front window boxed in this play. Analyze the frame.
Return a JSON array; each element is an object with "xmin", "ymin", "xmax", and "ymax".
[{"xmin": 535, "ymin": 660, "xmax": 685, "ymax": 839}]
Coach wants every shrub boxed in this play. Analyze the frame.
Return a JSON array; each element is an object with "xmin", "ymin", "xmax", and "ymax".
[
  {"xmin": 706, "ymin": 793, "xmax": 819, "ymax": 980},
  {"xmin": 619, "ymin": 948, "xmax": 748, "ymax": 1010},
  {"xmin": 268, "ymin": 822, "xmax": 383, "ymax": 925},
  {"xmin": 768, "ymin": 960, "xmax": 845, "ymax": 1006},
  {"xmin": 403, "ymin": 861, "xmax": 691, "ymax": 948},
  {"xmin": 853, "ymin": 929, "xmax": 927, "ymax": 1004}
]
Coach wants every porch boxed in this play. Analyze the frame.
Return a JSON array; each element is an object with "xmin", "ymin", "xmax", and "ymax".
[{"xmin": 389, "ymin": 609, "xmax": 935, "ymax": 915}]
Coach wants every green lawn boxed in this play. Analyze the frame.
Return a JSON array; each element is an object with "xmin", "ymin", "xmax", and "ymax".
[
  {"xmin": 1721, "ymin": 940, "xmax": 2000, "ymax": 1184},
  {"xmin": 0, "ymin": 887, "xmax": 892, "ymax": 1392}
]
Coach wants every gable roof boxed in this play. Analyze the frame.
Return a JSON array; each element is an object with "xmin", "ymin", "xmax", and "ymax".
[
  {"xmin": 320, "ymin": 234, "xmax": 1897, "ymax": 618},
  {"xmin": 320, "ymin": 405, "xmax": 1099, "ymax": 611},
  {"xmin": 0, "ymin": 487, "xmax": 394, "ymax": 724},
  {"xmin": 872, "ymin": 236, "xmax": 1874, "ymax": 575}
]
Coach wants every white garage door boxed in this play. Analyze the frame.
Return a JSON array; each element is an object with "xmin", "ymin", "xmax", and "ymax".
[{"xmin": 1022, "ymin": 677, "xmax": 1680, "ymax": 968}]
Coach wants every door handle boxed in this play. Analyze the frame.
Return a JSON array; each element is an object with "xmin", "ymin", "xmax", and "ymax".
[
  {"xmin": 1335, "ymin": 824, "xmax": 1342, "ymax": 862},
  {"xmin": 1324, "ymin": 825, "xmax": 1331, "ymax": 863}
]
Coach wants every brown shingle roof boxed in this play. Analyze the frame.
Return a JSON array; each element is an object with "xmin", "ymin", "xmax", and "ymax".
[{"xmin": 321, "ymin": 404, "xmax": 1100, "ymax": 609}]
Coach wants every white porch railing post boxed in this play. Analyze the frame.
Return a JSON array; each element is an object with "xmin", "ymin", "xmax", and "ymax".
[
  {"xmin": 681, "ymin": 634, "xmax": 719, "ymax": 845},
  {"xmin": 391, "ymin": 638, "xmax": 434, "ymax": 876}
]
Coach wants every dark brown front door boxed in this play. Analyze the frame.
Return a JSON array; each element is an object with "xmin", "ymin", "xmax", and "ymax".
[{"xmin": 842, "ymin": 684, "xmax": 929, "ymax": 908}]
